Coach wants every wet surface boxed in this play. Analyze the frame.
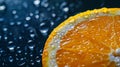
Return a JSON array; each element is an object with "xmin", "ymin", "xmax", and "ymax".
[{"xmin": 0, "ymin": 0, "xmax": 120, "ymax": 67}]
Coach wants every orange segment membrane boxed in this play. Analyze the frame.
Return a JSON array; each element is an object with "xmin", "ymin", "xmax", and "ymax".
[{"xmin": 56, "ymin": 16, "xmax": 120, "ymax": 67}]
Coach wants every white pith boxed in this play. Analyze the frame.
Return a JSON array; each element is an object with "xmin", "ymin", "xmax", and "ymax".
[{"xmin": 47, "ymin": 9, "xmax": 120, "ymax": 67}]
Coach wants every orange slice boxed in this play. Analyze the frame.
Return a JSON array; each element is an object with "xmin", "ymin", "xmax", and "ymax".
[{"xmin": 42, "ymin": 8, "xmax": 120, "ymax": 67}]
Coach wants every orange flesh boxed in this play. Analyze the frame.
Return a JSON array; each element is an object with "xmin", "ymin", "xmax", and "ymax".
[{"xmin": 56, "ymin": 16, "xmax": 120, "ymax": 67}]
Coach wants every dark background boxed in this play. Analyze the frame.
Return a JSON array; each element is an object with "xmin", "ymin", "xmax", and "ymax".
[{"xmin": 0, "ymin": 0, "xmax": 120, "ymax": 67}]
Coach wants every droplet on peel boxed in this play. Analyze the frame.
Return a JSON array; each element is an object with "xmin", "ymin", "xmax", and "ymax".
[{"xmin": 116, "ymin": 48, "xmax": 120, "ymax": 55}]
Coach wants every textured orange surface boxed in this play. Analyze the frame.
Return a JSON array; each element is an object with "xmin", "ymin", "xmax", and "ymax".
[
  {"xmin": 56, "ymin": 16, "xmax": 120, "ymax": 67},
  {"xmin": 42, "ymin": 8, "xmax": 120, "ymax": 67}
]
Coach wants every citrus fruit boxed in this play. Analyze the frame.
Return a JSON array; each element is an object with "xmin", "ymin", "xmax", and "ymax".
[{"xmin": 42, "ymin": 8, "xmax": 120, "ymax": 67}]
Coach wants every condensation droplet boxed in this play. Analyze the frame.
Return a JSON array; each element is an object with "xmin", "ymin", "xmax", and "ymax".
[
  {"xmin": 52, "ymin": 13, "xmax": 56, "ymax": 17},
  {"xmin": 24, "ymin": 24, "xmax": 29, "ymax": 27},
  {"xmin": 36, "ymin": 56, "xmax": 41, "ymax": 63},
  {"xmin": 0, "ymin": 5, "xmax": 6, "ymax": 11},
  {"xmin": 0, "ymin": 35, "xmax": 2, "ymax": 40},
  {"xmin": 33, "ymin": 0, "xmax": 40, "ymax": 7},
  {"xmin": 8, "ymin": 45, "xmax": 15, "ymax": 52},
  {"xmin": 4, "ymin": 36, "xmax": 8, "ymax": 40},
  {"xmin": 16, "ymin": 21, "xmax": 22, "ymax": 25},
  {"xmin": 12, "ymin": 10, "xmax": 17, "ymax": 14},
  {"xmin": 40, "ymin": 29, "xmax": 48, "ymax": 36},
  {"xmin": 10, "ymin": 22, "xmax": 15, "ymax": 26},
  {"xmin": 28, "ymin": 45, "xmax": 35, "ymax": 51},
  {"xmin": 8, "ymin": 41, "xmax": 13, "ymax": 44},
  {"xmin": 35, "ymin": 15, "xmax": 39, "ymax": 19},
  {"xmin": 9, "ymin": 56, "xmax": 13, "ymax": 62},
  {"xmin": 36, "ymin": 59, "xmax": 40, "ymax": 63},
  {"xmin": 30, "ymin": 13, "xmax": 33, "ymax": 16},
  {"xmin": 30, "ymin": 34, "xmax": 35, "ymax": 38},
  {"xmin": 19, "ymin": 36, "xmax": 22, "ymax": 39},
  {"xmin": 3, "ymin": 27, "xmax": 8, "ymax": 32},
  {"xmin": 17, "ymin": 60, "xmax": 26, "ymax": 66},
  {"xmin": 17, "ymin": 50, "xmax": 22, "ymax": 53},
  {"xmin": 25, "ymin": 16, "xmax": 31, "ymax": 21},
  {"xmin": 63, "ymin": 7, "xmax": 69, "ymax": 12}
]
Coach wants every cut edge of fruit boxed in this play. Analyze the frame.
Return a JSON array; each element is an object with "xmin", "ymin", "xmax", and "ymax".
[{"xmin": 42, "ymin": 8, "xmax": 120, "ymax": 67}]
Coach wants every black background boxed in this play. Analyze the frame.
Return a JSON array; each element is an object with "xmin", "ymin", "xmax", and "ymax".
[{"xmin": 0, "ymin": 0, "xmax": 120, "ymax": 67}]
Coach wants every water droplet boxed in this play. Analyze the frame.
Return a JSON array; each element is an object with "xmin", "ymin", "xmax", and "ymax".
[
  {"xmin": 24, "ymin": 24, "xmax": 29, "ymax": 27},
  {"xmin": 23, "ymin": 2, "xmax": 28, "ymax": 8},
  {"xmin": 9, "ymin": 56, "xmax": 13, "ymax": 62},
  {"xmin": 33, "ymin": 0, "xmax": 40, "ymax": 7},
  {"xmin": 12, "ymin": 10, "xmax": 17, "ymax": 14},
  {"xmin": 16, "ymin": 58, "xmax": 19, "ymax": 61},
  {"xmin": 0, "ymin": 5, "xmax": 5, "ymax": 11},
  {"xmin": 25, "ymin": 16, "xmax": 31, "ymax": 21},
  {"xmin": 0, "ymin": 18, "xmax": 4, "ymax": 22},
  {"xmin": 30, "ymin": 34, "xmax": 35, "ymax": 38},
  {"xmin": 36, "ymin": 59, "xmax": 40, "ymax": 63},
  {"xmin": 3, "ymin": 27, "xmax": 8, "ymax": 31},
  {"xmin": 35, "ymin": 15, "xmax": 39, "ymax": 19},
  {"xmin": 9, "ymin": 22, "xmax": 15, "ymax": 26},
  {"xmin": 8, "ymin": 41, "xmax": 13, "ymax": 44},
  {"xmin": 2, "ymin": 62, "xmax": 5, "ymax": 66},
  {"xmin": 40, "ymin": 28, "xmax": 48, "ymax": 36},
  {"xmin": 9, "ymin": 32, "xmax": 13, "ymax": 35},
  {"xmin": 17, "ymin": 60, "xmax": 26, "ymax": 66},
  {"xmin": 8, "ymin": 45, "xmax": 15, "ymax": 52},
  {"xmin": 39, "ymin": 21, "xmax": 50, "ymax": 36},
  {"xmin": 30, "ymin": 54, "xmax": 33, "ymax": 57},
  {"xmin": 16, "ymin": 21, "xmax": 22, "ymax": 25},
  {"xmin": 41, "ymin": 1, "xmax": 49, "ymax": 7},
  {"xmin": 19, "ymin": 36, "xmax": 22, "ymax": 39},
  {"xmin": 24, "ymin": 52, "xmax": 27, "ymax": 55},
  {"xmin": 52, "ymin": 13, "xmax": 56, "ymax": 17},
  {"xmin": 60, "ymin": 2, "xmax": 67, "ymax": 9},
  {"xmin": 28, "ymin": 40, "xmax": 33, "ymax": 43},
  {"xmin": 30, "ymin": 60, "xmax": 34, "ymax": 65},
  {"xmin": 0, "ymin": 35, "xmax": 2, "ymax": 39},
  {"xmin": 63, "ymin": 7, "xmax": 69, "ymax": 12},
  {"xmin": 43, "ymin": 3, "xmax": 48, "ymax": 7},
  {"xmin": 4, "ymin": 36, "xmax": 8, "ymax": 40},
  {"xmin": 36, "ymin": 56, "xmax": 41, "ymax": 63},
  {"xmin": 14, "ymin": 15, "xmax": 19, "ymax": 19},
  {"xmin": 35, "ymin": 10, "xmax": 39, "ymax": 14},
  {"xmin": 30, "ymin": 13, "xmax": 33, "ymax": 16},
  {"xmin": 28, "ymin": 45, "xmax": 35, "ymax": 51},
  {"xmin": 0, "ymin": 48, "xmax": 3, "ymax": 53},
  {"xmin": 17, "ymin": 50, "xmax": 22, "ymax": 53},
  {"xmin": 50, "ymin": 21, "xmax": 54, "ymax": 26}
]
